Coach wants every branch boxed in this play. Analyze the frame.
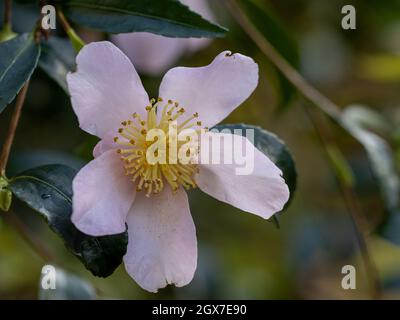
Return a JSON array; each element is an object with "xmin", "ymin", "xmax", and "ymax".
[
  {"xmin": 225, "ymin": 0, "xmax": 381, "ymax": 299},
  {"xmin": 3, "ymin": 0, "xmax": 12, "ymax": 28},
  {"xmin": 56, "ymin": 8, "xmax": 84, "ymax": 52},
  {"xmin": 303, "ymin": 105, "xmax": 381, "ymax": 298},
  {"xmin": 0, "ymin": 82, "xmax": 29, "ymax": 175},
  {"xmin": 225, "ymin": 0, "xmax": 341, "ymax": 120}
]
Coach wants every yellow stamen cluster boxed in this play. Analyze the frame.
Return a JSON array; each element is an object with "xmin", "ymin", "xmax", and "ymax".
[{"xmin": 115, "ymin": 98, "xmax": 204, "ymax": 197}]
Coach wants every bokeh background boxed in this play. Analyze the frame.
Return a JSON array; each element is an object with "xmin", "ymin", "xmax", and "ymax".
[{"xmin": 0, "ymin": 0, "xmax": 400, "ymax": 299}]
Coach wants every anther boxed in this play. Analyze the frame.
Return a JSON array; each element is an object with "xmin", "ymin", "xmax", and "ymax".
[{"xmin": 117, "ymin": 99, "xmax": 201, "ymax": 196}]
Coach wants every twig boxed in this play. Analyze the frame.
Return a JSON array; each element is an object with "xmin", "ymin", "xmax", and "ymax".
[
  {"xmin": 225, "ymin": 0, "xmax": 341, "ymax": 120},
  {"xmin": 303, "ymin": 105, "xmax": 381, "ymax": 299},
  {"xmin": 0, "ymin": 82, "xmax": 29, "ymax": 175},
  {"xmin": 56, "ymin": 6, "xmax": 72, "ymax": 33},
  {"xmin": 225, "ymin": 0, "xmax": 381, "ymax": 298},
  {"xmin": 343, "ymin": 186, "xmax": 381, "ymax": 298},
  {"xmin": 3, "ymin": 0, "xmax": 12, "ymax": 27},
  {"xmin": 56, "ymin": 7, "xmax": 84, "ymax": 51}
]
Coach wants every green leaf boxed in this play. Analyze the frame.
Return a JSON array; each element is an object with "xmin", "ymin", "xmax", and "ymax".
[
  {"xmin": 340, "ymin": 105, "xmax": 400, "ymax": 243},
  {"xmin": 0, "ymin": 33, "xmax": 40, "ymax": 113},
  {"xmin": 238, "ymin": 0, "xmax": 299, "ymax": 109},
  {"xmin": 39, "ymin": 37, "xmax": 76, "ymax": 93},
  {"xmin": 213, "ymin": 123, "xmax": 297, "ymax": 211},
  {"xmin": 59, "ymin": 0, "xmax": 227, "ymax": 38},
  {"xmin": 8, "ymin": 164, "xmax": 128, "ymax": 277},
  {"xmin": 38, "ymin": 266, "xmax": 96, "ymax": 300}
]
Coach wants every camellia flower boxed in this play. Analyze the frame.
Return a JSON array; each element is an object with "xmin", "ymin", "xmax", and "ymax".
[
  {"xmin": 67, "ymin": 41, "xmax": 289, "ymax": 292},
  {"xmin": 111, "ymin": 0, "xmax": 215, "ymax": 75}
]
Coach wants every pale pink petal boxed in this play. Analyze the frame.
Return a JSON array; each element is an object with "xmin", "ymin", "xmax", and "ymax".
[
  {"xmin": 93, "ymin": 131, "xmax": 118, "ymax": 158},
  {"xmin": 196, "ymin": 132, "xmax": 289, "ymax": 219},
  {"xmin": 183, "ymin": 0, "xmax": 214, "ymax": 52},
  {"xmin": 124, "ymin": 188, "xmax": 197, "ymax": 292},
  {"xmin": 159, "ymin": 51, "xmax": 259, "ymax": 128},
  {"xmin": 111, "ymin": 33, "xmax": 188, "ymax": 76},
  {"xmin": 67, "ymin": 41, "xmax": 149, "ymax": 138},
  {"xmin": 110, "ymin": 0, "xmax": 214, "ymax": 75},
  {"xmin": 72, "ymin": 150, "xmax": 135, "ymax": 236},
  {"xmin": 183, "ymin": 0, "xmax": 214, "ymax": 20},
  {"xmin": 186, "ymin": 36, "xmax": 212, "ymax": 54}
]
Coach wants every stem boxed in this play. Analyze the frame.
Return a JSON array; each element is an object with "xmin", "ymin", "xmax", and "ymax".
[
  {"xmin": 3, "ymin": 0, "xmax": 12, "ymax": 28},
  {"xmin": 225, "ymin": 0, "xmax": 341, "ymax": 120},
  {"xmin": 3, "ymin": 210, "xmax": 106, "ymax": 297},
  {"xmin": 225, "ymin": 0, "xmax": 381, "ymax": 298},
  {"xmin": 343, "ymin": 186, "xmax": 381, "ymax": 298},
  {"xmin": 303, "ymin": 105, "xmax": 381, "ymax": 298},
  {"xmin": 56, "ymin": 8, "xmax": 84, "ymax": 52},
  {"xmin": 0, "ymin": 82, "xmax": 29, "ymax": 176},
  {"xmin": 56, "ymin": 7, "xmax": 72, "ymax": 32}
]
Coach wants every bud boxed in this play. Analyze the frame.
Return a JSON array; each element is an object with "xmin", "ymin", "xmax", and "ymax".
[
  {"xmin": 67, "ymin": 29, "xmax": 85, "ymax": 53},
  {"xmin": 0, "ymin": 176, "xmax": 12, "ymax": 212},
  {"xmin": 0, "ymin": 24, "xmax": 17, "ymax": 42}
]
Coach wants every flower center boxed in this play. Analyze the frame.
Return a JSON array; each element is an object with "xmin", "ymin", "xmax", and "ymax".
[{"xmin": 114, "ymin": 98, "xmax": 206, "ymax": 197}]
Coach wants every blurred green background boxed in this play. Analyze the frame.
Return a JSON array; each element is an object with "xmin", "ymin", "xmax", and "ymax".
[{"xmin": 1, "ymin": 0, "xmax": 400, "ymax": 299}]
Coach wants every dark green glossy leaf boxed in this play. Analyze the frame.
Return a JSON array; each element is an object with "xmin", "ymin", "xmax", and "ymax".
[
  {"xmin": 39, "ymin": 266, "xmax": 96, "ymax": 300},
  {"xmin": 39, "ymin": 37, "xmax": 76, "ymax": 93},
  {"xmin": 59, "ymin": 0, "xmax": 227, "ymax": 38},
  {"xmin": 9, "ymin": 164, "xmax": 128, "ymax": 277},
  {"xmin": 340, "ymin": 105, "xmax": 400, "ymax": 244},
  {"xmin": 213, "ymin": 123, "xmax": 297, "ymax": 212},
  {"xmin": 0, "ymin": 33, "xmax": 40, "ymax": 113},
  {"xmin": 238, "ymin": 0, "xmax": 299, "ymax": 109}
]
